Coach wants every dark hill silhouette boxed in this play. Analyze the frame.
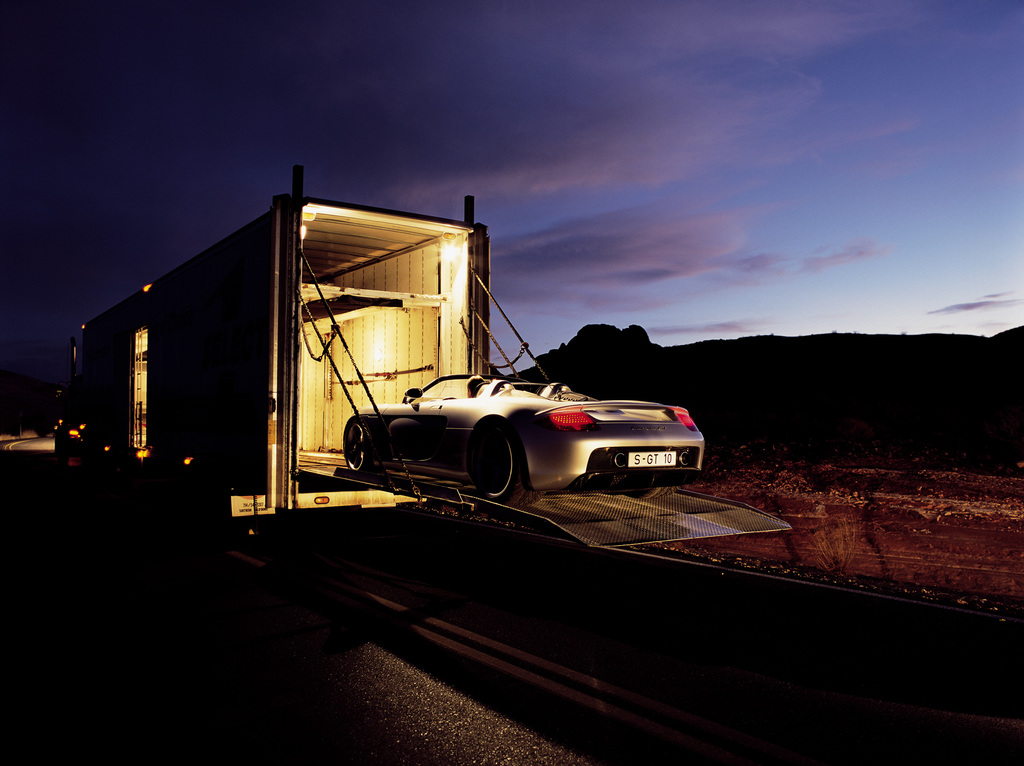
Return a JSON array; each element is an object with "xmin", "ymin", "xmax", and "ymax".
[
  {"xmin": 0, "ymin": 370, "xmax": 62, "ymax": 438},
  {"xmin": 521, "ymin": 325, "xmax": 1023, "ymax": 463}
]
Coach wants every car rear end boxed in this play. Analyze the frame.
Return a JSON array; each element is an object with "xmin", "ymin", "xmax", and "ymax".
[{"xmin": 516, "ymin": 401, "xmax": 705, "ymax": 493}]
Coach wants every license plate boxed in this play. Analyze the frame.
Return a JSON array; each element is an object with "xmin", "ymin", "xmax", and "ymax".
[{"xmin": 629, "ymin": 451, "xmax": 676, "ymax": 468}]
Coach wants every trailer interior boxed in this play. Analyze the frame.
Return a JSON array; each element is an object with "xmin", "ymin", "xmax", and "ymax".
[{"xmin": 291, "ymin": 198, "xmax": 488, "ymax": 509}]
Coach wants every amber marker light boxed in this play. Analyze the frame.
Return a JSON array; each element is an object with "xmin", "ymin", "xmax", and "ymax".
[{"xmin": 441, "ymin": 231, "xmax": 460, "ymax": 261}]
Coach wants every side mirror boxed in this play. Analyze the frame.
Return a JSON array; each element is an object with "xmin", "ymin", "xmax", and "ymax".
[{"xmin": 402, "ymin": 387, "xmax": 423, "ymax": 404}]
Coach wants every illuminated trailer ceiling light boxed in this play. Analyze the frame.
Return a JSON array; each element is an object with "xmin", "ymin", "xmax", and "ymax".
[{"xmin": 299, "ymin": 201, "xmax": 472, "ymax": 281}]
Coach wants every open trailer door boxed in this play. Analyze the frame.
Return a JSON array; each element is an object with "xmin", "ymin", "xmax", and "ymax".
[{"xmin": 277, "ymin": 190, "xmax": 488, "ymax": 511}]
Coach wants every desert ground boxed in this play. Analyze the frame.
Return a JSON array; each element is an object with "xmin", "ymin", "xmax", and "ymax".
[{"xmin": 658, "ymin": 440, "xmax": 1023, "ymax": 617}]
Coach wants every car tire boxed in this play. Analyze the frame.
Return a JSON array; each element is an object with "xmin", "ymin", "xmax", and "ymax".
[
  {"xmin": 343, "ymin": 419, "xmax": 375, "ymax": 471},
  {"xmin": 471, "ymin": 424, "xmax": 524, "ymax": 504}
]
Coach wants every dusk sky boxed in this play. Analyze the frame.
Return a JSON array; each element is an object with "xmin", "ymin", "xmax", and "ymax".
[{"xmin": 3, "ymin": 0, "xmax": 1022, "ymax": 384}]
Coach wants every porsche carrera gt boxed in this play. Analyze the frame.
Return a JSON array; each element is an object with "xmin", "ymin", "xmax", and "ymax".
[{"xmin": 343, "ymin": 374, "xmax": 704, "ymax": 504}]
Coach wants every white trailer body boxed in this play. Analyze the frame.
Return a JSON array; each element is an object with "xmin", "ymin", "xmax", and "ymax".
[{"xmin": 77, "ymin": 169, "xmax": 490, "ymax": 516}]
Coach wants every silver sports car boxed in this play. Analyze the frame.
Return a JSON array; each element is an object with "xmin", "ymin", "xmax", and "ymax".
[{"xmin": 343, "ymin": 374, "xmax": 704, "ymax": 504}]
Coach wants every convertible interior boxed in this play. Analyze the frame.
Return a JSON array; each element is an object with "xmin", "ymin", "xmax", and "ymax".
[{"xmin": 408, "ymin": 375, "xmax": 593, "ymax": 402}]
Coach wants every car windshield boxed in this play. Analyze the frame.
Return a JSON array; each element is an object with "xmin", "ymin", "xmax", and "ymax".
[
  {"xmin": 417, "ymin": 376, "xmax": 592, "ymax": 401},
  {"xmin": 419, "ymin": 377, "xmax": 482, "ymax": 399}
]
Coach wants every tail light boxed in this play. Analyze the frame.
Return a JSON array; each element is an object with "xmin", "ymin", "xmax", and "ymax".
[
  {"xmin": 670, "ymin": 407, "xmax": 699, "ymax": 432},
  {"xmin": 538, "ymin": 407, "xmax": 598, "ymax": 431}
]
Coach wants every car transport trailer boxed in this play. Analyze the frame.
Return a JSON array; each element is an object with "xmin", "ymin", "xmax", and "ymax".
[
  {"xmin": 61, "ymin": 166, "xmax": 789, "ymax": 546},
  {"xmin": 63, "ymin": 166, "xmax": 492, "ymax": 516}
]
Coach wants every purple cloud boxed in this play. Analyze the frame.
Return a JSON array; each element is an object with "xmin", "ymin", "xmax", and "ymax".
[
  {"xmin": 928, "ymin": 295, "xmax": 1022, "ymax": 315},
  {"xmin": 649, "ymin": 319, "xmax": 771, "ymax": 340},
  {"xmin": 492, "ymin": 202, "xmax": 753, "ymax": 308},
  {"xmin": 801, "ymin": 239, "xmax": 891, "ymax": 274}
]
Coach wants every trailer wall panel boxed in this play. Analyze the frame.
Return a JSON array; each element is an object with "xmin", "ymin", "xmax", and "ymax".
[{"xmin": 82, "ymin": 215, "xmax": 273, "ymax": 489}]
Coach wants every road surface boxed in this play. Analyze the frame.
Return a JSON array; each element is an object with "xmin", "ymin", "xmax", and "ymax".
[{"xmin": 7, "ymin": 450, "xmax": 1023, "ymax": 764}]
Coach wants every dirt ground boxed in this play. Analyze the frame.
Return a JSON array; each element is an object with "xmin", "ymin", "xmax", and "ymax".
[{"xmin": 654, "ymin": 441, "xmax": 1024, "ymax": 617}]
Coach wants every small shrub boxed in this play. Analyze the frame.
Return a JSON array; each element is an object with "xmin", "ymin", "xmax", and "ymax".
[
  {"xmin": 812, "ymin": 516, "xmax": 861, "ymax": 574},
  {"xmin": 984, "ymin": 405, "xmax": 1024, "ymax": 464},
  {"xmin": 838, "ymin": 417, "xmax": 875, "ymax": 441}
]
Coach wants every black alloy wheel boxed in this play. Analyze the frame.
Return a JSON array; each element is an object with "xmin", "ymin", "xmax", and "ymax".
[
  {"xmin": 471, "ymin": 425, "xmax": 518, "ymax": 502},
  {"xmin": 343, "ymin": 419, "xmax": 374, "ymax": 471}
]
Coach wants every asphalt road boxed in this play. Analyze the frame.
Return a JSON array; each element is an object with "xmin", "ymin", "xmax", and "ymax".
[
  {"xmin": 0, "ymin": 435, "xmax": 55, "ymax": 452},
  {"xmin": 7, "ymin": 450, "xmax": 1023, "ymax": 764}
]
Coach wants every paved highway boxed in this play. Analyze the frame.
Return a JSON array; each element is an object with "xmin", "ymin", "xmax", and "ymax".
[{"xmin": 7, "ymin": 451, "xmax": 1023, "ymax": 764}]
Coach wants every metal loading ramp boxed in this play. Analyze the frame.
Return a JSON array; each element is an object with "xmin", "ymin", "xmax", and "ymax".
[
  {"xmin": 482, "ymin": 490, "xmax": 791, "ymax": 547},
  {"xmin": 299, "ymin": 463, "xmax": 789, "ymax": 548}
]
